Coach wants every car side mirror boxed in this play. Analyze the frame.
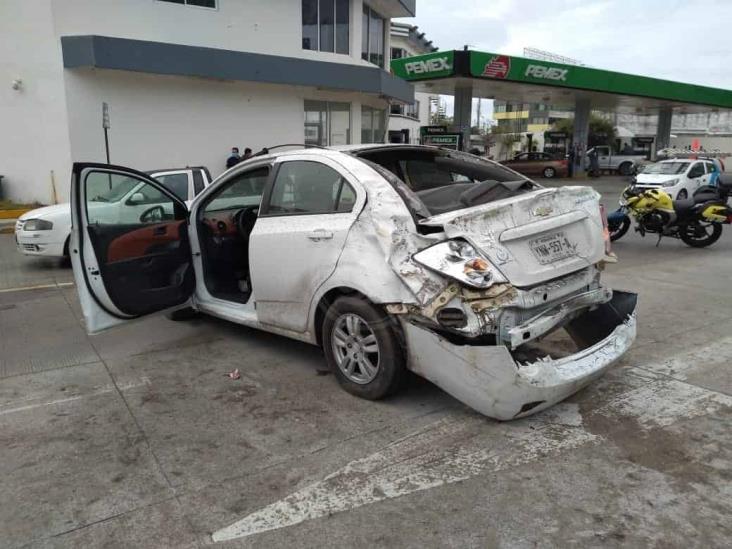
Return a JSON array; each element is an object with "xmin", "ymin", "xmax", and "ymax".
[{"xmin": 128, "ymin": 192, "xmax": 145, "ymax": 205}]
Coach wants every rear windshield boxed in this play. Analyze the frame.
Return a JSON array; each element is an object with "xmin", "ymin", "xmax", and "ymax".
[
  {"xmin": 642, "ymin": 162, "xmax": 688, "ymax": 175},
  {"xmin": 355, "ymin": 148, "xmax": 538, "ymax": 217}
]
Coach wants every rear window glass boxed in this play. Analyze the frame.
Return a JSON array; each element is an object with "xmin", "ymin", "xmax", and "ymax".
[
  {"xmin": 155, "ymin": 173, "xmax": 189, "ymax": 201},
  {"xmin": 357, "ymin": 148, "xmax": 536, "ymax": 217},
  {"xmin": 267, "ymin": 161, "xmax": 355, "ymax": 215}
]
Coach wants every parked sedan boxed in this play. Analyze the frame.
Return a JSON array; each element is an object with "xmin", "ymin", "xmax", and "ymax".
[
  {"xmin": 501, "ymin": 152, "xmax": 569, "ymax": 178},
  {"xmin": 15, "ymin": 167, "xmax": 211, "ymax": 257},
  {"xmin": 69, "ymin": 145, "xmax": 636, "ymax": 420}
]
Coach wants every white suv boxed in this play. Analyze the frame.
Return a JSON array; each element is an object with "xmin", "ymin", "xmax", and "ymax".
[
  {"xmin": 634, "ymin": 158, "xmax": 717, "ymax": 200},
  {"xmin": 69, "ymin": 145, "xmax": 637, "ymax": 421}
]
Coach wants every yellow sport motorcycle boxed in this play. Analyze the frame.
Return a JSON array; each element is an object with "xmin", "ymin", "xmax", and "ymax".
[{"xmin": 607, "ymin": 181, "xmax": 732, "ymax": 247}]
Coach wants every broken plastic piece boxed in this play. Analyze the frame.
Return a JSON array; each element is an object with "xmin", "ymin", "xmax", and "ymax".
[{"xmin": 226, "ymin": 369, "xmax": 241, "ymax": 380}]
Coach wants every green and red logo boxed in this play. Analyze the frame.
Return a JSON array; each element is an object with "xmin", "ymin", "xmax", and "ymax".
[{"xmin": 482, "ymin": 55, "xmax": 511, "ymax": 79}]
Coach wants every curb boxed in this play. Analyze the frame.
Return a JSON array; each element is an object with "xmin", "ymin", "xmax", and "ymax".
[
  {"xmin": 0, "ymin": 226, "xmax": 14, "ymax": 234},
  {"xmin": 0, "ymin": 209, "xmax": 31, "ymax": 219}
]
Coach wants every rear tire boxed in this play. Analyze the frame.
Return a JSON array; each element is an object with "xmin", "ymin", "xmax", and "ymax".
[
  {"xmin": 679, "ymin": 222, "xmax": 723, "ymax": 248},
  {"xmin": 322, "ymin": 296, "xmax": 406, "ymax": 400},
  {"xmin": 618, "ymin": 162, "xmax": 632, "ymax": 176},
  {"xmin": 542, "ymin": 167, "xmax": 556, "ymax": 178}
]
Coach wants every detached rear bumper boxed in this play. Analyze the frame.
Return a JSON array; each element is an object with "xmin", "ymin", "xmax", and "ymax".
[{"xmin": 403, "ymin": 291, "xmax": 638, "ymax": 420}]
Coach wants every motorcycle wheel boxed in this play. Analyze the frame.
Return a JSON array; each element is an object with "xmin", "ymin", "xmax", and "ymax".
[
  {"xmin": 679, "ymin": 222, "xmax": 723, "ymax": 248},
  {"xmin": 609, "ymin": 215, "xmax": 631, "ymax": 242}
]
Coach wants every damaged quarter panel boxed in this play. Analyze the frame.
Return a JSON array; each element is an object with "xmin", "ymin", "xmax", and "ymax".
[{"xmin": 307, "ymin": 157, "xmax": 448, "ymax": 334}]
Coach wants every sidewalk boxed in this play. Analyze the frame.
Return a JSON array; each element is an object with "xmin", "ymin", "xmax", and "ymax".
[{"xmin": 0, "ymin": 218, "xmax": 18, "ymax": 234}]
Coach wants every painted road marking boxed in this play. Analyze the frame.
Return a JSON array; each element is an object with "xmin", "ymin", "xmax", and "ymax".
[
  {"xmin": 0, "ymin": 377, "xmax": 150, "ymax": 416},
  {"xmin": 638, "ymin": 335, "xmax": 732, "ymax": 381},
  {"xmin": 0, "ymin": 282, "xmax": 74, "ymax": 294},
  {"xmin": 594, "ymin": 377, "xmax": 732, "ymax": 429},
  {"xmin": 212, "ymin": 404, "xmax": 597, "ymax": 542},
  {"xmin": 212, "ymin": 368, "xmax": 732, "ymax": 542}
]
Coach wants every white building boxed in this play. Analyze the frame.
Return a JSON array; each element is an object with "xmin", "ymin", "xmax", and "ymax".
[
  {"xmin": 0, "ymin": 0, "xmax": 415, "ymax": 204},
  {"xmin": 386, "ymin": 21, "xmax": 436, "ymax": 144}
]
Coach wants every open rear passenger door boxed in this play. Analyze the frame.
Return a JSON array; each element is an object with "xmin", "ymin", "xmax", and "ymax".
[{"xmin": 70, "ymin": 163, "xmax": 195, "ymax": 333}]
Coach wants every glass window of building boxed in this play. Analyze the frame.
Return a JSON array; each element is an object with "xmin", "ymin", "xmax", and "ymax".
[
  {"xmin": 302, "ymin": 0, "xmax": 349, "ymax": 54},
  {"xmin": 158, "ymin": 0, "xmax": 217, "ymax": 8},
  {"xmin": 361, "ymin": 5, "xmax": 385, "ymax": 67},
  {"xmin": 305, "ymin": 101, "xmax": 351, "ymax": 146},
  {"xmin": 362, "ymin": 106, "xmax": 386, "ymax": 143},
  {"xmin": 391, "ymin": 47, "xmax": 405, "ymax": 60}
]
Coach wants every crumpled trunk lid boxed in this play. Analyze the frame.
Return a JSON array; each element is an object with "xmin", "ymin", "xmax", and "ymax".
[{"xmin": 419, "ymin": 186, "xmax": 606, "ymax": 287}]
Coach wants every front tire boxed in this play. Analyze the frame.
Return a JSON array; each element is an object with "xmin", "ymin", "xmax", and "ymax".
[
  {"xmin": 542, "ymin": 167, "xmax": 556, "ymax": 179},
  {"xmin": 609, "ymin": 215, "xmax": 631, "ymax": 241},
  {"xmin": 679, "ymin": 222, "xmax": 723, "ymax": 248},
  {"xmin": 618, "ymin": 162, "xmax": 632, "ymax": 176},
  {"xmin": 322, "ymin": 296, "xmax": 405, "ymax": 400},
  {"xmin": 676, "ymin": 189, "xmax": 688, "ymax": 200}
]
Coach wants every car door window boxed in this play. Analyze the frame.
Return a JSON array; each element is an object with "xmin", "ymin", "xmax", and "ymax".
[
  {"xmin": 204, "ymin": 168, "xmax": 269, "ymax": 213},
  {"xmin": 704, "ymin": 162, "xmax": 716, "ymax": 174},
  {"xmin": 155, "ymin": 172, "xmax": 190, "ymax": 202},
  {"xmin": 266, "ymin": 161, "xmax": 355, "ymax": 214},
  {"xmin": 688, "ymin": 163, "xmax": 704, "ymax": 178},
  {"xmin": 192, "ymin": 170, "xmax": 206, "ymax": 195},
  {"xmin": 515, "ymin": 153, "xmax": 529, "ymax": 161},
  {"xmin": 85, "ymin": 171, "xmax": 175, "ymax": 225},
  {"xmin": 81, "ymin": 168, "xmax": 191, "ymax": 316}
]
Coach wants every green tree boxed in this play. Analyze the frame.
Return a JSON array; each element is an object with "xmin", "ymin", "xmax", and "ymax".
[{"xmin": 552, "ymin": 115, "xmax": 617, "ymax": 148}]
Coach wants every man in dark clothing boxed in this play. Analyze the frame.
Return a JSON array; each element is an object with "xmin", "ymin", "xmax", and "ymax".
[
  {"xmin": 241, "ymin": 147, "xmax": 253, "ymax": 161},
  {"xmin": 226, "ymin": 147, "xmax": 240, "ymax": 169},
  {"xmin": 567, "ymin": 147, "xmax": 575, "ymax": 178},
  {"xmin": 588, "ymin": 147, "xmax": 600, "ymax": 177}
]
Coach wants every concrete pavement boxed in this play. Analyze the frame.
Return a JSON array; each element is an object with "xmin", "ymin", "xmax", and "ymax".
[{"xmin": 1, "ymin": 176, "xmax": 731, "ymax": 548}]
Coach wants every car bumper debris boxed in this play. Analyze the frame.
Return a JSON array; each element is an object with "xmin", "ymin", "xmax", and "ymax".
[{"xmin": 402, "ymin": 290, "xmax": 638, "ymax": 420}]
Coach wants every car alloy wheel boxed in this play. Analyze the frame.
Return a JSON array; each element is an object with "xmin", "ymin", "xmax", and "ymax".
[
  {"xmin": 543, "ymin": 167, "xmax": 556, "ymax": 178},
  {"xmin": 331, "ymin": 313, "xmax": 380, "ymax": 384}
]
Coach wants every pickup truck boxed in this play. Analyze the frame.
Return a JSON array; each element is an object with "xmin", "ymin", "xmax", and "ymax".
[
  {"xmin": 15, "ymin": 166, "xmax": 212, "ymax": 258},
  {"xmin": 585, "ymin": 146, "xmax": 646, "ymax": 175}
]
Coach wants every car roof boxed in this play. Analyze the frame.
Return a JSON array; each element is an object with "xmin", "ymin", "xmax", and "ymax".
[
  {"xmin": 146, "ymin": 166, "xmax": 208, "ymax": 175},
  {"xmin": 659, "ymin": 158, "xmax": 692, "ymax": 163}
]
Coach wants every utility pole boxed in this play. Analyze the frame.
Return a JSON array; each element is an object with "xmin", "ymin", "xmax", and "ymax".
[{"xmin": 102, "ymin": 102, "xmax": 112, "ymax": 189}]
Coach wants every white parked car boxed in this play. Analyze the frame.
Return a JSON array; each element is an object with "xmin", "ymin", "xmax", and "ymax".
[
  {"xmin": 70, "ymin": 145, "xmax": 637, "ymax": 421},
  {"xmin": 634, "ymin": 158, "xmax": 718, "ymax": 200},
  {"xmin": 15, "ymin": 167, "xmax": 212, "ymax": 257}
]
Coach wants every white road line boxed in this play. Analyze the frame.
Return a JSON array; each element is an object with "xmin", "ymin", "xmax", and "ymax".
[
  {"xmin": 212, "ymin": 404, "xmax": 597, "ymax": 542},
  {"xmin": 0, "ymin": 377, "xmax": 150, "ymax": 416},
  {"xmin": 593, "ymin": 377, "xmax": 732, "ymax": 429},
  {"xmin": 0, "ymin": 281, "xmax": 74, "ymax": 294},
  {"xmin": 637, "ymin": 335, "xmax": 732, "ymax": 381}
]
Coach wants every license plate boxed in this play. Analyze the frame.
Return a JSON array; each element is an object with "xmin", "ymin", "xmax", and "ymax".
[{"xmin": 529, "ymin": 231, "xmax": 577, "ymax": 264}]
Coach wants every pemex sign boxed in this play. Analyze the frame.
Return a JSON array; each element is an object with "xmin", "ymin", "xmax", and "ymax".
[
  {"xmin": 391, "ymin": 51, "xmax": 455, "ymax": 80},
  {"xmin": 471, "ymin": 52, "xmax": 572, "ymax": 84}
]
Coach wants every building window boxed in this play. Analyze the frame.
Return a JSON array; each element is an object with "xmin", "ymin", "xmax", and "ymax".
[
  {"xmin": 305, "ymin": 100, "xmax": 351, "ymax": 146},
  {"xmin": 390, "ymin": 101, "xmax": 419, "ymax": 119},
  {"xmin": 362, "ymin": 106, "xmax": 386, "ymax": 143},
  {"xmin": 391, "ymin": 47, "xmax": 406, "ymax": 60},
  {"xmin": 157, "ymin": 0, "xmax": 217, "ymax": 8},
  {"xmin": 302, "ymin": 0, "xmax": 350, "ymax": 54},
  {"xmin": 361, "ymin": 5, "xmax": 385, "ymax": 67}
]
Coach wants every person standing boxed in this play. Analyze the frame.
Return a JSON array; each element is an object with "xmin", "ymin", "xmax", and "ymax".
[
  {"xmin": 567, "ymin": 146, "xmax": 575, "ymax": 178},
  {"xmin": 588, "ymin": 147, "xmax": 600, "ymax": 178},
  {"xmin": 226, "ymin": 147, "xmax": 241, "ymax": 169},
  {"xmin": 241, "ymin": 147, "xmax": 253, "ymax": 161}
]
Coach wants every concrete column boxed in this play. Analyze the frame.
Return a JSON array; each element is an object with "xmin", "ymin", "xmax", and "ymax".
[
  {"xmin": 655, "ymin": 107, "xmax": 673, "ymax": 154},
  {"xmin": 573, "ymin": 97, "xmax": 591, "ymax": 176},
  {"xmin": 454, "ymin": 84, "xmax": 473, "ymax": 151}
]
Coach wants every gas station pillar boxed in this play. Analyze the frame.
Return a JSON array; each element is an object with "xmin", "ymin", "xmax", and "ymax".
[
  {"xmin": 454, "ymin": 83, "xmax": 473, "ymax": 151},
  {"xmin": 655, "ymin": 107, "xmax": 673, "ymax": 152},
  {"xmin": 573, "ymin": 97, "xmax": 591, "ymax": 176}
]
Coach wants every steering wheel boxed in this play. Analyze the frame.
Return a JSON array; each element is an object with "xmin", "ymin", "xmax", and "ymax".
[
  {"xmin": 234, "ymin": 206, "xmax": 259, "ymax": 239},
  {"xmin": 140, "ymin": 205, "xmax": 165, "ymax": 223}
]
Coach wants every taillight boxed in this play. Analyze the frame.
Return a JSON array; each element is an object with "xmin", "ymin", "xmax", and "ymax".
[{"xmin": 599, "ymin": 204, "xmax": 612, "ymax": 255}]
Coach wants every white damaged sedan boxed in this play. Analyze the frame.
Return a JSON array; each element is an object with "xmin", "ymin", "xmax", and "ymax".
[{"xmin": 70, "ymin": 145, "xmax": 637, "ymax": 420}]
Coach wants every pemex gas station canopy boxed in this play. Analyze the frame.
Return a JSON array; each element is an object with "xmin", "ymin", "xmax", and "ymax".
[{"xmin": 391, "ymin": 50, "xmax": 732, "ymax": 114}]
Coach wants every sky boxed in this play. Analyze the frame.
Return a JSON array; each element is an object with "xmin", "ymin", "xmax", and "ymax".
[{"xmin": 396, "ymin": 0, "xmax": 732, "ymax": 120}]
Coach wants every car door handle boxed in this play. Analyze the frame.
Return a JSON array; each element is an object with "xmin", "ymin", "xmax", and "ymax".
[
  {"xmin": 152, "ymin": 226, "xmax": 167, "ymax": 236},
  {"xmin": 307, "ymin": 229, "xmax": 333, "ymax": 241}
]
